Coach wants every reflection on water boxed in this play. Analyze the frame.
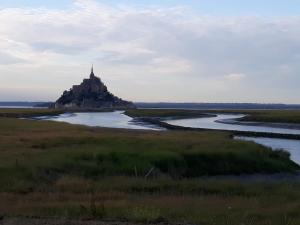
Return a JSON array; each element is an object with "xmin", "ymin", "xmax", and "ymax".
[
  {"xmin": 164, "ymin": 114, "xmax": 300, "ymax": 135},
  {"xmin": 235, "ymin": 136, "xmax": 300, "ymax": 165},
  {"xmin": 38, "ymin": 111, "xmax": 163, "ymax": 131}
]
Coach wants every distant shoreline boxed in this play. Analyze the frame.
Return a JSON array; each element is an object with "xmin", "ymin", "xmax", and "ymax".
[{"xmin": 2, "ymin": 101, "xmax": 300, "ymax": 110}]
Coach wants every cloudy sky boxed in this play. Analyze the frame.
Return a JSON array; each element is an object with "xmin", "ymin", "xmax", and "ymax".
[{"xmin": 0, "ymin": 0, "xmax": 300, "ymax": 103}]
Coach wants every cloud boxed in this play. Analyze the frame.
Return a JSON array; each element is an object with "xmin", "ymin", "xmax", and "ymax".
[
  {"xmin": 226, "ymin": 73, "xmax": 246, "ymax": 81},
  {"xmin": 0, "ymin": 1, "xmax": 300, "ymax": 103},
  {"xmin": 0, "ymin": 51, "xmax": 25, "ymax": 65}
]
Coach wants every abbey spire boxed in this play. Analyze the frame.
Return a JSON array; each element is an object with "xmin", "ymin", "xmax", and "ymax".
[{"xmin": 90, "ymin": 64, "xmax": 95, "ymax": 78}]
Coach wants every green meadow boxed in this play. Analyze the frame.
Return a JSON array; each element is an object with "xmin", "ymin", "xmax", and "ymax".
[
  {"xmin": 0, "ymin": 108, "xmax": 62, "ymax": 118},
  {"xmin": 239, "ymin": 110, "xmax": 300, "ymax": 124},
  {"xmin": 0, "ymin": 108, "xmax": 300, "ymax": 225}
]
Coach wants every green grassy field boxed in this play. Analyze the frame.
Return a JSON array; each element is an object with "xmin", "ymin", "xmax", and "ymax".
[
  {"xmin": 0, "ymin": 116, "xmax": 297, "ymax": 182},
  {"xmin": 1, "ymin": 109, "xmax": 300, "ymax": 224},
  {"xmin": 2, "ymin": 177, "xmax": 300, "ymax": 225},
  {"xmin": 0, "ymin": 108, "xmax": 63, "ymax": 118},
  {"xmin": 239, "ymin": 110, "xmax": 300, "ymax": 123}
]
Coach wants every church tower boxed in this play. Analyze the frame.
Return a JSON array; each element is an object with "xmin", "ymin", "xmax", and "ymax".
[{"xmin": 90, "ymin": 64, "xmax": 95, "ymax": 78}]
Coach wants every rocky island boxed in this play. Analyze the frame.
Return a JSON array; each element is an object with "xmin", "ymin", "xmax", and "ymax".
[{"xmin": 55, "ymin": 67, "xmax": 135, "ymax": 109}]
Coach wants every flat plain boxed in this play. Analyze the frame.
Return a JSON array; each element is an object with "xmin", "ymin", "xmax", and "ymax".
[{"xmin": 0, "ymin": 109, "xmax": 300, "ymax": 225}]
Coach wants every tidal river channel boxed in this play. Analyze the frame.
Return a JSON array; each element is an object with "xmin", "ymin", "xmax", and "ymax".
[
  {"xmin": 164, "ymin": 114, "xmax": 300, "ymax": 165},
  {"xmin": 35, "ymin": 111, "xmax": 163, "ymax": 131},
  {"xmin": 39, "ymin": 111, "xmax": 300, "ymax": 165}
]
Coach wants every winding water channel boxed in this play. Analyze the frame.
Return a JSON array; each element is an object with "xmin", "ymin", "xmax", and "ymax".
[
  {"xmin": 40, "ymin": 111, "xmax": 300, "ymax": 165},
  {"xmin": 36, "ymin": 111, "xmax": 163, "ymax": 130},
  {"xmin": 164, "ymin": 114, "xmax": 300, "ymax": 164},
  {"xmin": 235, "ymin": 136, "xmax": 300, "ymax": 165},
  {"xmin": 164, "ymin": 114, "xmax": 300, "ymax": 135}
]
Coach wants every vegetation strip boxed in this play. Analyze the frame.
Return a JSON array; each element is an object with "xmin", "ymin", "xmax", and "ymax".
[
  {"xmin": 0, "ymin": 108, "xmax": 64, "ymax": 118},
  {"xmin": 197, "ymin": 109, "xmax": 300, "ymax": 124},
  {"xmin": 125, "ymin": 109, "xmax": 300, "ymax": 140}
]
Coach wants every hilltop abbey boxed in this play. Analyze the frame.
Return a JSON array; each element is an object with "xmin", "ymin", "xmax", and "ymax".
[{"xmin": 55, "ymin": 66, "xmax": 135, "ymax": 109}]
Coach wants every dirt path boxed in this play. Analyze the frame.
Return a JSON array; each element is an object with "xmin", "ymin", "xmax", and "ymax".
[{"xmin": 0, "ymin": 217, "xmax": 184, "ymax": 225}]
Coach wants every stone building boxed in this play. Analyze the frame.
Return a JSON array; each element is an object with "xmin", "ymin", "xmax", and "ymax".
[{"xmin": 55, "ymin": 66, "xmax": 135, "ymax": 109}]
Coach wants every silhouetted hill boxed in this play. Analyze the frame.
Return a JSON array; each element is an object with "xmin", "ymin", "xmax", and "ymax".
[{"xmin": 55, "ymin": 67, "xmax": 135, "ymax": 109}]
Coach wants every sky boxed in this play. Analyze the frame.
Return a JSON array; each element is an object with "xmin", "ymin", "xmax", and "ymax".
[{"xmin": 0, "ymin": 0, "xmax": 300, "ymax": 103}]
